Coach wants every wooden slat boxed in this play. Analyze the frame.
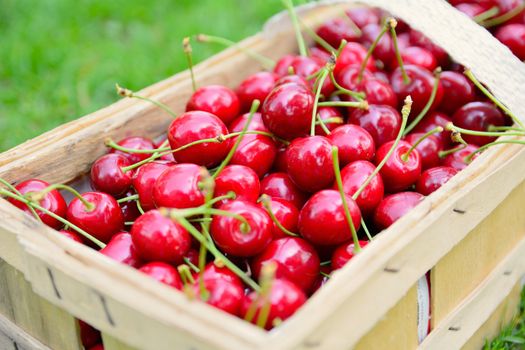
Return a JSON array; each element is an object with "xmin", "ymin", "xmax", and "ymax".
[
  {"xmin": 0, "ymin": 312, "xmax": 52, "ymax": 350},
  {"xmin": 102, "ymin": 333, "xmax": 137, "ymax": 350}
]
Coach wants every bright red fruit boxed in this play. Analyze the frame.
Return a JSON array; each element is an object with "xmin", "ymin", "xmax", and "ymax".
[
  {"xmin": 100, "ymin": 232, "xmax": 142, "ymax": 268},
  {"xmin": 258, "ymin": 197, "xmax": 299, "ymax": 239},
  {"xmin": 315, "ymin": 106, "xmax": 345, "ymax": 136},
  {"xmin": 374, "ymin": 192, "xmax": 424, "ymax": 230},
  {"xmin": 413, "ymin": 111, "xmax": 453, "ymax": 148},
  {"xmin": 396, "ymin": 46, "xmax": 438, "ymax": 71},
  {"xmin": 316, "ymin": 18, "xmax": 359, "ymax": 48},
  {"xmin": 357, "ymin": 78, "xmax": 397, "ymax": 108},
  {"xmin": 260, "ymin": 172, "xmax": 307, "ymax": 209},
  {"xmin": 348, "ymin": 104, "xmax": 402, "ymax": 147},
  {"xmin": 198, "ymin": 262, "xmax": 242, "ymax": 287},
  {"xmin": 79, "ymin": 320, "xmax": 101, "ymax": 348},
  {"xmin": 332, "ymin": 240, "xmax": 369, "ymax": 270},
  {"xmin": 404, "ymin": 133, "xmax": 442, "ymax": 170},
  {"xmin": 153, "ymin": 164, "xmax": 205, "ymax": 209},
  {"xmin": 139, "ymin": 262, "xmax": 183, "ymax": 289},
  {"xmin": 90, "ymin": 153, "xmax": 132, "ymax": 196},
  {"xmin": 214, "ymin": 165, "xmax": 260, "ymax": 205},
  {"xmin": 334, "ymin": 42, "xmax": 375, "ymax": 75},
  {"xmin": 452, "ymin": 102, "xmax": 506, "ymax": 146},
  {"xmin": 58, "ymin": 229, "xmax": 83, "ymax": 243},
  {"xmin": 495, "ymin": 24, "xmax": 525, "ymax": 60},
  {"xmin": 231, "ymin": 134, "xmax": 277, "ymax": 178},
  {"xmin": 361, "ymin": 23, "xmax": 395, "ymax": 64},
  {"xmin": 375, "ymin": 140, "xmax": 422, "ymax": 193},
  {"xmin": 186, "ymin": 85, "xmax": 240, "ymax": 125},
  {"xmin": 438, "ymin": 71, "xmax": 476, "ymax": 115},
  {"xmin": 328, "ymin": 124, "xmax": 376, "ymax": 166},
  {"xmin": 416, "ymin": 166, "xmax": 458, "ymax": 195},
  {"xmin": 132, "ymin": 161, "xmax": 172, "ymax": 211},
  {"xmin": 236, "ymin": 72, "xmax": 279, "ymax": 111},
  {"xmin": 110, "ymin": 136, "xmax": 155, "ymax": 164},
  {"xmin": 441, "ymin": 144, "xmax": 479, "ymax": 171},
  {"xmin": 193, "ymin": 278, "xmax": 244, "ymax": 316}
]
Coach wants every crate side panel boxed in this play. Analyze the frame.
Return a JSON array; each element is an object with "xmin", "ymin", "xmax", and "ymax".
[{"xmin": 102, "ymin": 333, "xmax": 138, "ymax": 350}]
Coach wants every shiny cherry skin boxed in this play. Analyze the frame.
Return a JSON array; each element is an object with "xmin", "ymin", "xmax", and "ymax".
[
  {"xmin": 258, "ymin": 197, "xmax": 299, "ymax": 239},
  {"xmin": 361, "ymin": 23, "xmax": 395, "ymax": 65},
  {"xmin": 495, "ymin": 24, "xmax": 525, "ymax": 60},
  {"xmin": 345, "ymin": 7, "xmax": 380, "ymax": 29},
  {"xmin": 110, "ymin": 136, "xmax": 155, "ymax": 164},
  {"xmin": 391, "ymin": 65, "xmax": 444, "ymax": 117},
  {"xmin": 315, "ymin": 106, "xmax": 345, "ymax": 136},
  {"xmin": 310, "ymin": 46, "xmax": 332, "ymax": 62},
  {"xmin": 58, "ymin": 229, "xmax": 83, "ymax": 244},
  {"xmin": 131, "ymin": 209, "xmax": 191, "ymax": 264},
  {"xmin": 328, "ymin": 124, "xmax": 375, "ymax": 166},
  {"xmin": 452, "ymin": 102, "xmax": 506, "ymax": 146},
  {"xmin": 167, "ymin": 111, "xmax": 231, "ymax": 167},
  {"xmin": 120, "ymin": 192, "xmax": 141, "ymax": 226},
  {"xmin": 358, "ymin": 78, "xmax": 397, "ymax": 108},
  {"xmin": 374, "ymin": 192, "xmax": 425, "ymax": 230},
  {"xmin": 272, "ymin": 146, "xmax": 288, "ymax": 173},
  {"xmin": 214, "ymin": 165, "xmax": 260, "ymax": 206},
  {"xmin": 9, "ymin": 179, "xmax": 67, "ymax": 229},
  {"xmin": 413, "ymin": 111, "xmax": 453, "ymax": 148},
  {"xmin": 404, "ymin": 133, "xmax": 443, "ymax": 170},
  {"xmin": 210, "ymin": 200, "xmax": 272, "ymax": 257},
  {"xmin": 132, "ymin": 161, "xmax": 172, "ymax": 211},
  {"xmin": 90, "ymin": 153, "xmax": 132, "ymax": 197},
  {"xmin": 298, "ymin": 189, "xmax": 361, "ymax": 246},
  {"xmin": 286, "ymin": 136, "xmax": 334, "ymax": 193},
  {"xmin": 186, "ymin": 85, "xmax": 240, "ymax": 125},
  {"xmin": 316, "ymin": 18, "xmax": 359, "ymax": 48},
  {"xmin": 395, "ymin": 46, "xmax": 438, "ymax": 71},
  {"xmin": 438, "ymin": 71, "xmax": 476, "ymax": 115},
  {"xmin": 198, "ymin": 262, "xmax": 242, "ymax": 287},
  {"xmin": 332, "ymin": 240, "xmax": 369, "ymax": 270},
  {"xmin": 338, "ymin": 160, "xmax": 384, "ymax": 216},
  {"xmin": 153, "ymin": 163, "xmax": 205, "ymax": 209},
  {"xmin": 139, "ymin": 262, "xmax": 183, "ymax": 290},
  {"xmin": 79, "ymin": 321, "xmax": 101, "ymax": 349},
  {"xmin": 416, "ymin": 166, "xmax": 458, "ymax": 195},
  {"xmin": 334, "ymin": 42, "xmax": 376, "ymax": 76},
  {"xmin": 231, "ymin": 134, "xmax": 277, "ymax": 178},
  {"xmin": 193, "ymin": 278, "xmax": 244, "ymax": 316},
  {"xmin": 252, "ymin": 237, "xmax": 320, "ymax": 293},
  {"xmin": 409, "ymin": 29, "xmax": 449, "ymax": 67},
  {"xmin": 375, "ymin": 140, "xmax": 422, "ymax": 193},
  {"xmin": 274, "ymin": 74, "xmax": 310, "ymax": 88},
  {"xmin": 260, "ymin": 173, "xmax": 308, "ymax": 209},
  {"xmin": 100, "ymin": 232, "xmax": 143, "ymax": 268},
  {"xmin": 273, "ymin": 54, "xmax": 296, "ymax": 76},
  {"xmin": 236, "ymin": 72, "xmax": 279, "ymax": 112},
  {"xmin": 348, "ymin": 104, "xmax": 401, "ymax": 147},
  {"xmin": 67, "ymin": 192, "xmax": 123, "ymax": 243},
  {"xmin": 241, "ymin": 279, "xmax": 306, "ymax": 330},
  {"xmin": 154, "ymin": 136, "xmax": 176, "ymax": 162},
  {"xmin": 229, "ymin": 112, "xmax": 268, "ymax": 133},
  {"xmin": 441, "ymin": 144, "xmax": 479, "ymax": 171},
  {"xmin": 336, "ymin": 64, "xmax": 374, "ymax": 91},
  {"xmin": 284, "ymin": 56, "xmax": 335, "ymax": 96},
  {"xmin": 262, "ymin": 82, "xmax": 314, "ymax": 140}
]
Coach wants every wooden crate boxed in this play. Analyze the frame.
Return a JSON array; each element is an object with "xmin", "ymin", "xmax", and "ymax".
[{"xmin": 0, "ymin": 0, "xmax": 524, "ymax": 349}]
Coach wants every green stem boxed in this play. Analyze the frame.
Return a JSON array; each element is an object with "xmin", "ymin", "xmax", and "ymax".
[
  {"xmin": 116, "ymin": 84, "xmax": 178, "ymax": 119},
  {"xmin": 136, "ymin": 200, "xmax": 145, "ymax": 215},
  {"xmin": 479, "ymin": 3, "xmax": 525, "ymax": 27},
  {"xmin": 388, "ymin": 18, "xmax": 410, "ymax": 85},
  {"xmin": 206, "ymin": 192, "xmax": 236, "ymax": 207},
  {"xmin": 473, "ymin": 6, "xmax": 500, "ymax": 23},
  {"xmin": 401, "ymin": 127, "xmax": 443, "ymax": 162},
  {"xmin": 183, "ymin": 37, "xmax": 197, "ymax": 92},
  {"xmin": 446, "ymin": 122, "xmax": 525, "ymax": 138},
  {"xmin": 318, "ymin": 100, "xmax": 368, "ymax": 109},
  {"xmin": 438, "ymin": 144, "xmax": 466, "ymax": 158},
  {"xmin": 28, "ymin": 184, "xmax": 95, "ymax": 212},
  {"xmin": 465, "ymin": 140, "xmax": 525, "ymax": 163},
  {"xmin": 281, "ymin": 0, "xmax": 308, "ymax": 57},
  {"xmin": 358, "ymin": 21, "xmax": 389, "ymax": 82},
  {"xmin": 316, "ymin": 114, "xmax": 332, "ymax": 135},
  {"xmin": 311, "ymin": 69, "xmax": 330, "ymax": 136},
  {"xmin": 329, "ymin": 71, "xmax": 366, "ymax": 101},
  {"xmin": 167, "ymin": 207, "xmax": 250, "ymax": 232},
  {"xmin": 255, "ymin": 263, "xmax": 276, "ymax": 329},
  {"xmin": 0, "ymin": 178, "xmax": 42, "ymax": 224},
  {"xmin": 299, "ymin": 18, "xmax": 336, "ymax": 53},
  {"xmin": 320, "ymin": 271, "xmax": 331, "ymax": 278},
  {"xmin": 361, "ymin": 218, "xmax": 373, "ymax": 241},
  {"xmin": 488, "ymin": 125, "xmax": 525, "ymax": 132},
  {"xmin": 259, "ymin": 195, "xmax": 298, "ymax": 237},
  {"xmin": 183, "ymin": 257, "xmax": 200, "ymax": 273},
  {"xmin": 117, "ymin": 194, "xmax": 139, "ymax": 203},
  {"xmin": 320, "ymin": 260, "xmax": 331, "ymax": 266},
  {"xmin": 341, "ymin": 12, "xmax": 362, "ymax": 37},
  {"xmin": 105, "ymin": 139, "xmax": 169, "ymax": 154}
]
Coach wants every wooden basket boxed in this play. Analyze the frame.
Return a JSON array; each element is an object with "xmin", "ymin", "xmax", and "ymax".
[{"xmin": 0, "ymin": 1, "xmax": 524, "ymax": 349}]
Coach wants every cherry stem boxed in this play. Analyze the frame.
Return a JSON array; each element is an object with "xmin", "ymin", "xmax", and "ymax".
[
  {"xmin": 388, "ymin": 18, "xmax": 410, "ymax": 85},
  {"xmin": 281, "ymin": 0, "xmax": 308, "ymax": 57},
  {"xmin": 197, "ymin": 243, "xmax": 210, "ymax": 301},
  {"xmin": 403, "ymin": 68, "xmax": 442, "ymax": 135},
  {"xmin": 473, "ymin": 6, "xmax": 500, "ymax": 23},
  {"xmin": 445, "ymin": 122, "xmax": 525, "ymax": 138},
  {"xmin": 358, "ymin": 19, "xmax": 389, "ymax": 83},
  {"xmin": 401, "ymin": 126, "xmax": 443, "ymax": 162},
  {"xmin": 329, "ymin": 71, "xmax": 366, "ymax": 101},
  {"xmin": 332, "ymin": 146, "xmax": 361, "ymax": 254},
  {"xmin": 255, "ymin": 263, "xmax": 277, "ymax": 329},
  {"xmin": 259, "ymin": 194, "xmax": 299, "ymax": 237},
  {"xmin": 206, "ymin": 192, "xmax": 236, "ymax": 207},
  {"xmin": 183, "ymin": 257, "xmax": 200, "ymax": 273},
  {"xmin": 105, "ymin": 139, "xmax": 169, "ymax": 154},
  {"xmin": 116, "ymin": 84, "xmax": 178, "ymax": 119},
  {"xmin": 298, "ymin": 18, "xmax": 336, "ymax": 53},
  {"xmin": 195, "ymin": 34, "xmax": 275, "ymax": 71},
  {"xmin": 124, "ymin": 221, "xmax": 134, "ymax": 226},
  {"xmin": 464, "ymin": 69, "xmax": 525, "ymax": 129},
  {"xmin": 178, "ymin": 264, "xmax": 196, "ymax": 285},
  {"xmin": 320, "ymin": 271, "xmax": 331, "ymax": 279},
  {"xmin": 183, "ymin": 37, "xmax": 197, "ymax": 92},
  {"xmin": 438, "ymin": 144, "xmax": 466, "ymax": 158},
  {"xmin": 341, "ymin": 12, "xmax": 362, "ymax": 37},
  {"xmin": 488, "ymin": 125, "xmax": 525, "ymax": 132},
  {"xmin": 318, "ymin": 100, "xmax": 368, "ymax": 109},
  {"xmin": 480, "ymin": 3, "xmax": 525, "ymax": 27},
  {"xmin": 465, "ymin": 139, "xmax": 525, "ymax": 163},
  {"xmin": 353, "ymin": 96, "xmax": 412, "ymax": 200},
  {"xmin": 361, "ymin": 217, "xmax": 373, "ymax": 241},
  {"xmin": 0, "ymin": 189, "xmax": 106, "ymax": 248},
  {"xmin": 320, "ymin": 260, "xmax": 331, "ymax": 266},
  {"xmin": 117, "ymin": 194, "xmax": 139, "ymax": 203},
  {"xmin": 311, "ymin": 68, "xmax": 331, "ymax": 136},
  {"xmin": 316, "ymin": 114, "xmax": 333, "ymax": 135},
  {"xmin": 0, "ymin": 178, "xmax": 42, "ymax": 224},
  {"xmin": 213, "ymin": 100, "xmax": 260, "ymax": 179},
  {"xmin": 136, "ymin": 200, "xmax": 145, "ymax": 215},
  {"xmin": 166, "ymin": 207, "xmax": 251, "ymax": 233},
  {"xmin": 28, "ymin": 184, "xmax": 95, "ymax": 212}
]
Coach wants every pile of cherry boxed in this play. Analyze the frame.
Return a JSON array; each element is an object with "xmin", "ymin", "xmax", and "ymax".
[{"xmin": 2, "ymin": 4, "xmax": 524, "ymax": 348}]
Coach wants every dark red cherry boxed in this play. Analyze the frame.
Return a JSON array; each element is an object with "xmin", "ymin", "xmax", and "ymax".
[
  {"xmin": 120, "ymin": 192, "xmax": 141, "ymax": 226},
  {"xmin": 452, "ymin": 102, "xmax": 506, "ymax": 146},
  {"xmin": 240, "ymin": 279, "xmax": 306, "ymax": 330},
  {"xmin": 214, "ymin": 165, "xmax": 260, "ymax": 206},
  {"xmin": 88, "ymin": 345, "xmax": 104, "ymax": 350},
  {"xmin": 361, "ymin": 23, "xmax": 394, "ymax": 65},
  {"xmin": 328, "ymin": 124, "xmax": 375, "ymax": 166},
  {"xmin": 309, "ymin": 46, "xmax": 332, "ymax": 62},
  {"xmin": 236, "ymin": 72, "xmax": 279, "ymax": 112},
  {"xmin": 193, "ymin": 278, "xmax": 244, "ymax": 316},
  {"xmin": 153, "ymin": 164, "xmax": 205, "ymax": 209},
  {"xmin": 338, "ymin": 160, "xmax": 384, "ymax": 216},
  {"xmin": 167, "ymin": 111, "xmax": 231, "ymax": 167},
  {"xmin": 8, "ymin": 179, "xmax": 67, "ymax": 229},
  {"xmin": 441, "ymin": 144, "xmax": 479, "ymax": 171},
  {"xmin": 334, "ymin": 42, "xmax": 375, "ymax": 76},
  {"xmin": 374, "ymin": 192, "xmax": 425, "ymax": 230},
  {"xmin": 315, "ymin": 106, "xmax": 345, "ymax": 135},
  {"xmin": 210, "ymin": 200, "xmax": 272, "ymax": 257},
  {"xmin": 404, "ymin": 133, "xmax": 443, "ymax": 170},
  {"xmin": 336, "ymin": 64, "xmax": 374, "ymax": 91},
  {"xmin": 345, "ymin": 7, "xmax": 381, "ymax": 29},
  {"xmin": 286, "ymin": 136, "xmax": 334, "ymax": 193},
  {"xmin": 287, "ymin": 56, "xmax": 335, "ymax": 96},
  {"xmin": 416, "ymin": 166, "xmax": 458, "ymax": 195},
  {"xmin": 391, "ymin": 65, "xmax": 444, "ymax": 117},
  {"xmin": 348, "ymin": 104, "xmax": 401, "ymax": 147},
  {"xmin": 231, "ymin": 134, "xmax": 277, "ymax": 178},
  {"xmin": 229, "ymin": 112, "xmax": 268, "ymax": 133},
  {"xmin": 409, "ymin": 30, "xmax": 449, "ymax": 67},
  {"xmin": 79, "ymin": 321, "xmax": 101, "ymax": 349},
  {"xmin": 153, "ymin": 136, "xmax": 176, "ymax": 162},
  {"xmin": 358, "ymin": 78, "xmax": 397, "ymax": 108},
  {"xmin": 375, "ymin": 140, "xmax": 422, "ymax": 193},
  {"xmin": 198, "ymin": 262, "xmax": 242, "ymax": 287},
  {"xmin": 252, "ymin": 237, "xmax": 320, "ymax": 293},
  {"xmin": 90, "ymin": 153, "xmax": 132, "ymax": 197},
  {"xmin": 132, "ymin": 161, "xmax": 172, "ymax": 211},
  {"xmin": 131, "ymin": 209, "xmax": 191, "ymax": 264},
  {"xmin": 58, "ymin": 229, "xmax": 83, "ymax": 244},
  {"xmin": 139, "ymin": 262, "xmax": 183, "ymax": 290},
  {"xmin": 332, "ymin": 240, "xmax": 369, "ymax": 270},
  {"xmin": 67, "ymin": 192, "xmax": 123, "ymax": 243},
  {"xmin": 110, "ymin": 136, "xmax": 155, "ymax": 164},
  {"xmin": 262, "ymin": 82, "xmax": 314, "ymax": 140},
  {"xmin": 395, "ymin": 46, "xmax": 438, "ymax": 71},
  {"xmin": 495, "ymin": 24, "xmax": 525, "ymax": 60},
  {"xmin": 299, "ymin": 189, "xmax": 361, "ymax": 246},
  {"xmin": 273, "ymin": 146, "xmax": 288, "ymax": 173},
  {"xmin": 413, "ymin": 111, "xmax": 453, "ymax": 148},
  {"xmin": 258, "ymin": 197, "xmax": 299, "ymax": 239},
  {"xmin": 100, "ymin": 232, "xmax": 143, "ymax": 268},
  {"xmin": 260, "ymin": 173, "xmax": 308, "ymax": 209},
  {"xmin": 273, "ymin": 54, "xmax": 296, "ymax": 76},
  {"xmin": 438, "ymin": 71, "xmax": 476, "ymax": 115},
  {"xmin": 186, "ymin": 85, "xmax": 240, "ymax": 125},
  {"xmin": 316, "ymin": 18, "xmax": 360, "ymax": 48},
  {"xmin": 274, "ymin": 74, "xmax": 310, "ymax": 88}
]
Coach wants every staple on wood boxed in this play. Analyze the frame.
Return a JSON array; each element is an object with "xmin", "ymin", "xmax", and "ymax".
[
  {"xmin": 383, "ymin": 267, "xmax": 399, "ymax": 273},
  {"xmin": 96, "ymin": 292, "xmax": 115, "ymax": 327},
  {"xmin": 452, "ymin": 208, "xmax": 466, "ymax": 214},
  {"xmin": 448, "ymin": 326, "xmax": 461, "ymax": 331},
  {"xmin": 46, "ymin": 267, "xmax": 61, "ymax": 300}
]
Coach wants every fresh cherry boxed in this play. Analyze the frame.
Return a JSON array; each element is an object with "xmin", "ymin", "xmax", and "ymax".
[
  {"xmin": 345, "ymin": 7, "xmax": 381, "ymax": 29},
  {"xmin": 236, "ymin": 72, "xmax": 279, "ymax": 112},
  {"xmin": 260, "ymin": 172, "xmax": 308, "ymax": 209},
  {"xmin": 361, "ymin": 23, "xmax": 395, "ymax": 65},
  {"xmin": 110, "ymin": 136, "xmax": 155, "ymax": 164},
  {"xmin": 100, "ymin": 232, "xmax": 143, "ymax": 268},
  {"xmin": 316, "ymin": 18, "xmax": 360, "ymax": 48},
  {"xmin": 214, "ymin": 165, "xmax": 260, "ymax": 205},
  {"xmin": 409, "ymin": 29, "xmax": 449, "ymax": 67},
  {"xmin": 90, "ymin": 153, "xmax": 132, "ymax": 196},
  {"xmin": 495, "ymin": 23, "xmax": 525, "ymax": 60},
  {"xmin": 416, "ymin": 166, "xmax": 458, "ymax": 195},
  {"xmin": 328, "ymin": 124, "xmax": 376, "ymax": 166},
  {"xmin": 229, "ymin": 112, "xmax": 268, "ymax": 133},
  {"xmin": 139, "ymin": 262, "xmax": 183, "ymax": 289},
  {"xmin": 348, "ymin": 104, "xmax": 401, "ymax": 147},
  {"xmin": 452, "ymin": 102, "xmax": 506, "ymax": 146},
  {"xmin": 198, "ymin": 262, "xmax": 242, "ymax": 287},
  {"xmin": 153, "ymin": 163, "xmax": 205, "ymax": 209},
  {"xmin": 332, "ymin": 240, "xmax": 369, "ymax": 270},
  {"xmin": 375, "ymin": 140, "xmax": 422, "ymax": 193},
  {"xmin": 357, "ymin": 78, "xmax": 397, "ymax": 108},
  {"xmin": 334, "ymin": 42, "xmax": 376, "ymax": 76},
  {"xmin": 186, "ymin": 85, "xmax": 240, "ymax": 125},
  {"xmin": 273, "ymin": 54, "xmax": 296, "ymax": 76},
  {"xmin": 193, "ymin": 278, "xmax": 244, "ymax": 316},
  {"xmin": 58, "ymin": 229, "xmax": 83, "ymax": 244},
  {"xmin": 438, "ymin": 71, "xmax": 476, "ymax": 115},
  {"xmin": 258, "ymin": 197, "xmax": 299, "ymax": 239},
  {"xmin": 374, "ymin": 192, "xmax": 425, "ymax": 230},
  {"xmin": 132, "ymin": 161, "xmax": 172, "ymax": 211},
  {"xmin": 404, "ymin": 132, "xmax": 443, "ymax": 170},
  {"xmin": 395, "ymin": 46, "xmax": 438, "ymax": 71},
  {"xmin": 413, "ymin": 111, "xmax": 453, "ymax": 148},
  {"xmin": 441, "ymin": 144, "xmax": 479, "ymax": 171},
  {"xmin": 230, "ymin": 134, "xmax": 277, "ymax": 178},
  {"xmin": 315, "ymin": 106, "xmax": 345, "ymax": 135}
]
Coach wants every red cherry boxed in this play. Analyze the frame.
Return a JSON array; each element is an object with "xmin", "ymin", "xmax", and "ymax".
[
  {"xmin": 167, "ymin": 111, "xmax": 231, "ymax": 167},
  {"xmin": 198, "ymin": 262, "xmax": 243, "ymax": 287},
  {"xmin": 229, "ymin": 112, "xmax": 268, "ymax": 133},
  {"xmin": 299, "ymin": 189, "xmax": 361, "ymax": 246},
  {"xmin": 139, "ymin": 262, "xmax": 183, "ymax": 289},
  {"xmin": 328, "ymin": 124, "xmax": 376, "ymax": 166},
  {"xmin": 286, "ymin": 56, "xmax": 334, "ymax": 96},
  {"xmin": 131, "ymin": 209, "xmax": 191, "ymax": 264},
  {"xmin": 348, "ymin": 104, "xmax": 401, "ymax": 147},
  {"xmin": 214, "ymin": 165, "xmax": 260, "ymax": 205},
  {"xmin": 252, "ymin": 237, "xmax": 320, "ymax": 293},
  {"xmin": 345, "ymin": 7, "xmax": 381, "ymax": 29},
  {"xmin": 416, "ymin": 166, "xmax": 458, "ymax": 195},
  {"xmin": 184, "ymin": 248, "xmax": 200, "ymax": 268},
  {"xmin": 413, "ymin": 111, "xmax": 453, "ymax": 148},
  {"xmin": 193, "ymin": 278, "xmax": 244, "ymax": 316},
  {"xmin": 336, "ymin": 64, "xmax": 374, "ymax": 91},
  {"xmin": 332, "ymin": 240, "xmax": 369, "ymax": 270},
  {"xmin": 186, "ymin": 85, "xmax": 240, "ymax": 125},
  {"xmin": 361, "ymin": 23, "xmax": 395, "ymax": 65},
  {"xmin": 210, "ymin": 200, "xmax": 272, "ymax": 257},
  {"xmin": 90, "ymin": 153, "xmax": 132, "ymax": 196},
  {"xmin": 153, "ymin": 164, "xmax": 205, "ymax": 209},
  {"xmin": 132, "ymin": 161, "xmax": 172, "ymax": 211},
  {"xmin": 309, "ymin": 46, "xmax": 332, "ymax": 62},
  {"xmin": 258, "ymin": 197, "xmax": 299, "ymax": 239},
  {"xmin": 110, "ymin": 136, "xmax": 155, "ymax": 164},
  {"xmin": 338, "ymin": 160, "xmax": 384, "ymax": 216},
  {"xmin": 375, "ymin": 140, "xmax": 422, "ymax": 193},
  {"xmin": 100, "ymin": 232, "xmax": 143, "ymax": 268},
  {"xmin": 495, "ymin": 24, "xmax": 525, "ymax": 60},
  {"xmin": 67, "ymin": 192, "xmax": 123, "ymax": 243},
  {"xmin": 334, "ymin": 42, "xmax": 375, "ymax": 76},
  {"xmin": 404, "ymin": 133, "xmax": 443, "ymax": 170},
  {"xmin": 230, "ymin": 134, "xmax": 277, "ymax": 178},
  {"xmin": 236, "ymin": 72, "xmax": 279, "ymax": 112},
  {"xmin": 8, "ymin": 179, "xmax": 67, "ymax": 229},
  {"xmin": 273, "ymin": 54, "xmax": 296, "ymax": 76},
  {"xmin": 79, "ymin": 321, "xmax": 101, "ymax": 348},
  {"xmin": 357, "ymin": 78, "xmax": 397, "ymax": 108},
  {"xmin": 58, "ymin": 229, "xmax": 83, "ymax": 244},
  {"xmin": 274, "ymin": 74, "xmax": 310, "ymax": 88},
  {"xmin": 495, "ymin": 0, "xmax": 525, "ymax": 24},
  {"xmin": 452, "ymin": 102, "xmax": 506, "ymax": 146},
  {"xmin": 374, "ymin": 192, "xmax": 425, "ymax": 230},
  {"xmin": 286, "ymin": 136, "xmax": 334, "ymax": 193},
  {"xmin": 395, "ymin": 46, "xmax": 438, "ymax": 71},
  {"xmin": 272, "ymin": 146, "xmax": 288, "ymax": 173},
  {"xmin": 120, "ymin": 192, "xmax": 141, "ymax": 226},
  {"xmin": 438, "ymin": 71, "xmax": 476, "ymax": 115},
  {"xmin": 315, "ymin": 106, "xmax": 345, "ymax": 135},
  {"xmin": 260, "ymin": 172, "xmax": 308, "ymax": 209},
  {"xmin": 409, "ymin": 30, "xmax": 449, "ymax": 67},
  {"xmin": 240, "ymin": 279, "xmax": 306, "ymax": 330},
  {"xmin": 316, "ymin": 18, "xmax": 360, "ymax": 48},
  {"xmin": 441, "ymin": 144, "xmax": 479, "ymax": 171},
  {"xmin": 88, "ymin": 345, "xmax": 104, "ymax": 350},
  {"xmin": 153, "ymin": 136, "xmax": 176, "ymax": 162}
]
